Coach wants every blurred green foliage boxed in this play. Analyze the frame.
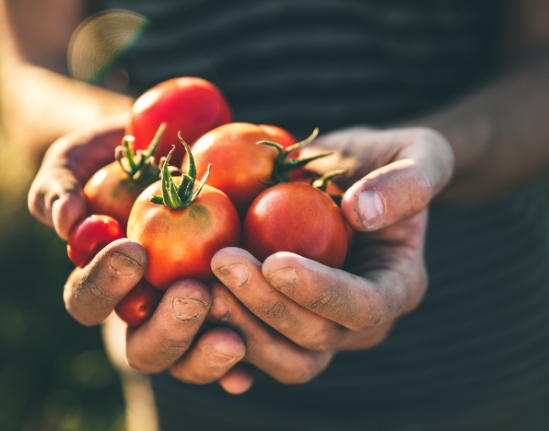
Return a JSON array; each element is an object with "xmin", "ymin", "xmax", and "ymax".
[{"xmin": 0, "ymin": 141, "xmax": 125, "ymax": 431}]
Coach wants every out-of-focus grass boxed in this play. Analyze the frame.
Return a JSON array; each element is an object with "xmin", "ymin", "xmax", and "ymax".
[{"xmin": 0, "ymin": 129, "xmax": 125, "ymax": 430}]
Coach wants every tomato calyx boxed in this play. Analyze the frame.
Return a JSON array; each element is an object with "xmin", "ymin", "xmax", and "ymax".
[
  {"xmin": 310, "ymin": 170, "xmax": 345, "ymax": 206},
  {"xmin": 257, "ymin": 128, "xmax": 331, "ymax": 185},
  {"xmin": 150, "ymin": 132, "xmax": 211, "ymax": 209},
  {"xmin": 116, "ymin": 123, "xmax": 166, "ymax": 185}
]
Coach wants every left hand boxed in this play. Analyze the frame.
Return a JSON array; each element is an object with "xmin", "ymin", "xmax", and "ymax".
[{"xmin": 208, "ymin": 126, "xmax": 453, "ymax": 386}]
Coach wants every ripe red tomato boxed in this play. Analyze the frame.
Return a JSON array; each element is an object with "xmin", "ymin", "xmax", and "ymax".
[
  {"xmin": 189, "ymin": 123, "xmax": 311, "ymax": 216},
  {"xmin": 127, "ymin": 180, "xmax": 240, "ymax": 289},
  {"xmin": 242, "ymin": 182, "xmax": 349, "ymax": 268},
  {"xmin": 189, "ymin": 123, "xmax": 277, "ymax": 214},
  {"xmin": 67, "ymin": 215, "xmax": 124, "ymax": 267},
  {"xmin": 115, "ymin": 281, "xmax": 164, "ymax": 327},
  {"xmin": 127, "ymin": 77, "xmax": 232, "ymax": 165},
  {"xmin": 84, "ymin": 130, "xmax": 164, "ymax": 231},
  {"xmin": 127, "ymin": 142, "xmax": 240, "ymax": 290}
]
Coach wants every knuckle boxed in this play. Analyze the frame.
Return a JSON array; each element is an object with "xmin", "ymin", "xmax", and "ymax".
[
  {"xmin": 260, "ymin": 301, "xmax": 290, "ymax": 320},
  {"xmin": 150, "ymin": 337, "xmax": 192, "ymax": 368},
  {"xmin": 63, "ymin": 271, "xmax": 120, "ymax": 327},
  {"xmin": 299, "ymin": 324, "xmax": 343, "ymax": 352},
  {"xmin": 307, "ymin": 286, "xmax": 348, "ymax": 314},
  {"xmin": 347, "ymin": 308, "xmax": 382, "ymax": 333},
  {"xmin": 76, "ymin": 272, "xmax": 119, "ymax": 308},
  {"xmin": 276, "ymin": 356, "xmax": 318, "ymax": 385},
  {"xmin": 168, "ymin": 365, "xmax": 214, "ymax": 385},
  {"xmin": 126, "ymin": 355, "xmax": 157, "ymax": 374},
  {"xmin": 160, "ymin": 337, "xmax": 190, "ymax": 356},
  {"xmin": 126, "ymin": 339, "xmax": 190, "ymax": 374}
]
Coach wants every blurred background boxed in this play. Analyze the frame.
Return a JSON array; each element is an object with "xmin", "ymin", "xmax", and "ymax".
[
  {"xmin": 0, "ymin": 95, "xmax": 126, "ymax": 431},
  {"xmin": 0, "ymin": 1, "xmax": 128, "ymax": 430}
]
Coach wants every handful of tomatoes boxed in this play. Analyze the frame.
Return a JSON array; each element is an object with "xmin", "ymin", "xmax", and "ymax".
[{"xmin": 66, "ymin": 76, "xmax": 353, "ymax": 327}]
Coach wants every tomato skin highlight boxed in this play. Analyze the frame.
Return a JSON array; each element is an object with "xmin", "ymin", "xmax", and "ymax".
[
  {"xmin": 115, "ymin": 281, "xmax": 163, "ymax": 327},
  {"xmin": 242, "ymin": 183, "xmax": 349, "ymax": 268},
  {"xmin": 189, "ymin": 122, "xmax": 297, "ymax": 215},
  {"xmin": 83, "ymin": 162, "xmax": 147, "ymax": 231},
  {"xmin": 258, "ymin": 124, "xmax": 296, "ymax": 148},
  {"xmin": 127, "ymin": 179, "xmax": 241, "ymax": 290},
  {"xmin": 67, "ymin": 215, "xmax": 125, "ymax": 267},
  {"xmin": 127, "ymin": 77, "xmax": 232, "ymax": 165}
]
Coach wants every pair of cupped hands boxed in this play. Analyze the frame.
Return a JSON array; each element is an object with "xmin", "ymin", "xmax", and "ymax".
[{"xmin": 28, "ymin": 123, "xmax": 454, "ymax": 394}]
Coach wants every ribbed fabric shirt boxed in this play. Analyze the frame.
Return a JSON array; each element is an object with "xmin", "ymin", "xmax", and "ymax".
[{"xmin": 98, "ymin": 1, "xmax": 549, "ymax": 430}]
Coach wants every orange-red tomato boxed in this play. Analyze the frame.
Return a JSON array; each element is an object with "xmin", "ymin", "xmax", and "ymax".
[
  {"xmin": 127, "ymin": 77, "xmax": 232, "ymax": 165},
  {"xmin": 83, "ymin": 162, "xmax": 147, "ymax": 231},
  {"xmin": 189, "ymin": 123, "xmax": 296, "ymax": 215},
  {"xmin": 67, "ymin": 215, "xmax": 124, "ymax": 267},
  {"xmin": 258, "ymin": 124, "xmax": 296, "ymax": 148},
  {"xmin": 242, "ymin": 182, "xmax": 349, "ymax": 268},
  {"xmin": 115, "ymin": 281, "xmax": 164, "ymax": 327},
  {"xmin": 127, "ymin": 179, "xmax": 240, "ymax": 290}
]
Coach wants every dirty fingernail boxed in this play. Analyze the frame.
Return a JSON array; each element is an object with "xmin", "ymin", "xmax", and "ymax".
[
  {"xmin": 110, "ymin": 252, "xmax": 141, "ymax": 275},
  {"xmin": 215, "ymin": 263, "xmax": 249, "ymax": 287},
  {"xmin": 173, "ymin": 297, "xmax": 205, "ymax": 321},
  {"xmin": 268, "ymin": 267, "xmax": 297, "ymax": 288},
  {"xmin": 358, "ymin": 190, "xmax": 384, "ymax": 228}
]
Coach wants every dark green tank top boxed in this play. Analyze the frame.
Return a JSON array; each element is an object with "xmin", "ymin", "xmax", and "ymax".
[{"xmin": 98, "ymin": 1, "xmax": 549, "ymax": 429}]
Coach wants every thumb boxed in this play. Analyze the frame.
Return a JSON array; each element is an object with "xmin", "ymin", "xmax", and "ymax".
[{"xmin": 341, "ymin": 128, "xmax": 454, "ymax": 231}]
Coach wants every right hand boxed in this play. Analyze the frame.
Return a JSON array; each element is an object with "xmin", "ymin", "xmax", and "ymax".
[{"xmin": 28, "ymin": 125, "xmax": 252, "ymax": 394}]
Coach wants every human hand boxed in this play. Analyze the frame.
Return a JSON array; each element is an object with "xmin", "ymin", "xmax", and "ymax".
[
  {"xmin": 28, "ymin": 122, "xmax": 127, "ymax": 240},
  {"xmin": 208, "ymin": 127, "xmax": 453, "ymax": 387},
  {"xmin": 27, "ymin": 124, "xmax": 252, "ymax": 394}
]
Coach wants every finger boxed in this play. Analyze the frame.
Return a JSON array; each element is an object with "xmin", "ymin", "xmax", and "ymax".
[
  {"xmin": 28, "ymin": 166, "xmax": 88, "ymax": 240},
  {"xmin": 28, "ymin": 127, "xmax": 125, "ymax": 239},
  {"xmin": 212, "ymin": 248, "xmax": 350, "ymax": 352},
  {"xmin": 208, "ymin": 282, "xmax": 333, "ymax": 384},
  {"xmin": 262, "ymin": 251, "xmax": 427, "ymax": 332},
  {"xmin": 169, "ymin": 327, "xmax": 246, "ymax": 384},
  {"xmin": 339, "ymin": 320, "xmax": 394, "ymax": 350},
  {"xmin": 341, "ymin": 128, "xmax": 454, "ymax": 231},
  {"xmin": 126, "ymin": 280, "xmax": 211, "ymax": 374},
  {"xmin": 218, "ymin": 365, "xmax": 255, "ymax": 394},
  {"xmin": 64, "ymin": 239, "xmax": 147, "ymax": 326}
]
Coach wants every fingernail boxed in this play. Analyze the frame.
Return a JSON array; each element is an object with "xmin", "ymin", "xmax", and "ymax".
[
  {"xmin": 210, "ymin": 296, "xmax": 230, "ymax": 322},
  {"xmin": 110, "ymin": 252, "xmax": 141, "ymax": 275},
  {"xmin": 358, "ymin": 190, "xmax": 384, "ymax": 227},
  {"xmin": 268, "ymin": 267, "xmax": 297, "ymax": 289},
  {"xmin": 215, "ymin": 263, "xmax": 249, "ymax": 287},
  {"xmin": 204, "ymin": 346, "xmax": 237, "ymax": 367},
  {"xmin": 172, "ymin": 297, "xmax": 205, "ymax": 321}
]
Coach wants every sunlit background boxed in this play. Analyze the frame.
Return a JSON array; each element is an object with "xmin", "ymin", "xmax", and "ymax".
[{"xmin": 0, "ymin": 7, "xmax": 151, "ymax": 431}]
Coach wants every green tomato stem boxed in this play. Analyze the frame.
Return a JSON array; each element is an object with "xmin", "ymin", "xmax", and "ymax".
[
  {"xmin": 257, "ymin": 128, "xmax": 333, "ymax": 184},
  {"xmin": 150, "ymin": 135, "xmax": 211, "ymax": 209},
  {"xmin": 116, "ymin": 123, "xmax": 166, "ymax": 185}
]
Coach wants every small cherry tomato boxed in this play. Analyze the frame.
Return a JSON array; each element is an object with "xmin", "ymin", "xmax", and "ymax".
[
  {"xmin": 127, "ymin": 141, "xmax": 240, "ymax": 289},
  {"xmin": 67, "ymin": 215, "xmax": 124, "ymax": 267},
  {"xmin": 115, "ymin": 281, "xmax": 164, "ymax": 327},
  {"xmin": 242, "ymin": 182, "xmax": 349, "ymax": 268},
  {"xmin": 127, "ymin": 77, "xmax": 232, "ymax": 165}
]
